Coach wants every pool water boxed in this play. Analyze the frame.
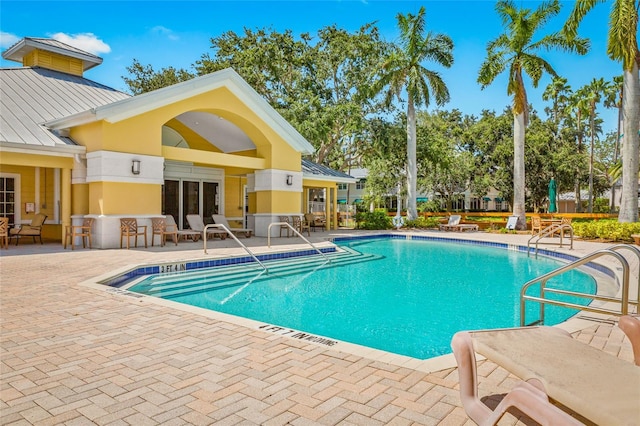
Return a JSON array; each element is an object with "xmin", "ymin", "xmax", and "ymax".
[{"xmin": 128, "ymin": 238, "xmax": 597, "ymax": 359}]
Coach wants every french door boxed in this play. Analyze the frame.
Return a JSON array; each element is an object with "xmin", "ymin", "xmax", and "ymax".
[{"xmin": 162, "ymin": 179, "xmax": 219, "ymax": 229}]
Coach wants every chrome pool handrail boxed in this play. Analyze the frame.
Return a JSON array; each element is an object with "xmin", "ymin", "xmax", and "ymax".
[
  {"xmin": 520, "ymin": 247, "xmax": 634, "ymax": 326},
  {"xmin": 267, "ymin": 222, "xmax": 330, "ymax": 263},
  {"xmin": 527, "ymin": 223, "xmax": 574, "ymax": 257},
  {"xmin": 203, "ymin": 224, "xmax": 267, "ymax": 272}
]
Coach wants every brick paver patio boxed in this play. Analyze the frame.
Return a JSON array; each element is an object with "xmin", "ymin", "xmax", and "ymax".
[{"xmin": 1, "ymin": 231, "xmax": 636, "ymax": 425}]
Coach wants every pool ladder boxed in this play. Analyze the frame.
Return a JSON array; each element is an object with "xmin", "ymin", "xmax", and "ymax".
[
  {"xmin": 527, "ymin": 223, "xmax": 574, "ymax": 258},
  {"xmin": 520, "ymin": 244, "xmax": 640, "ymax": 326}
]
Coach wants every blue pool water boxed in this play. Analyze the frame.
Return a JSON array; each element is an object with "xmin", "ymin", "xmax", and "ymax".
[{"xmin": 128, "ymin": 238, "xmax": 597, "ymax": 359}]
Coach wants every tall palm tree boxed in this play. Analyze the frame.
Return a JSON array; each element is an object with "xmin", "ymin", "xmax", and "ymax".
[
  {"xmin": 478, "ymin": 0, "xmax": 588, "ymax": 229},
  {"xmin": 564, "ymin": 0, "xmax": 639, "ymax": 222},
  {"xmin": 579, "ymin": 78, "xmax": 611, "ymax": 212},
  {"xmin": 372, "ymin": 6, "xmax": 454, "ymax": 220},
  {"xmin": 565, "ymin": 90, "xmax": 591, "ymax": 212},
  {"xmin": 542, "ymin": 76, "xmax": 572, "ymax": 129},
  {"xmin": 604, "ymin": 76, "xmax": 624, "ymax": 211}
]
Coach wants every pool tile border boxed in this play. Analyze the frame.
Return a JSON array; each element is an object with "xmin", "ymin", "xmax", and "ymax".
[{"xmin": 101, "ymin": 247, "xmax": 337, "ymax": 288}]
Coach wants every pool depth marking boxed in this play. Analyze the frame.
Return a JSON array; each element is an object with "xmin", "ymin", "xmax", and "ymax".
[{"xmin": 259, "ymin": 324, "xmax": 338, "ymax": 347}]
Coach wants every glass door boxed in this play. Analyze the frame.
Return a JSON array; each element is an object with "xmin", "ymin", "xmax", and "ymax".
[
  {"xmin": 162, "ymin": 180, "xmax": 179, "ymax": 226},
  {"xmin": 203, "ymin": 182, "xmax": 219, "ymax": 225},
  {"xmin": 163, "ymin": 179, "xmax": 220, "ymax": 229},
  {"xmin": 182, "ymin": 181, "xmax": 200, "ymax": 229},
  {"xmin": 0, "ymin": 177, "xmax": 16, "ymax": 227}
]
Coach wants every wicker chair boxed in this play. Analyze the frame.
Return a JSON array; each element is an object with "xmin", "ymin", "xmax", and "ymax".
[
  {"xmin": 292, "ymin": 215, "xmax": 310, "ymax": 237},
  {"xmin": 279, "ymin": 216, "xmax": 292, "ymax": 237}
]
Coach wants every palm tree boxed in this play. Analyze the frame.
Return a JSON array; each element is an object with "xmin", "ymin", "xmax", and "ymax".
[
  {"xmin": 565, "ymin": 91, "xmax": 591, "ymax": 212},
  {"xmin": 372, "ymin": 6, "xmax": 454, "ymax": 220},
  {"xmin": 478, "ymin": 0, "xmax": 588, "ymax": 229},
  {"xmin": 579, "ymin": 78, "xmax": 611, "ymax": 212},
  {"xmin": 542, "ymin": 76, "xmax": 572, "ymax": 129},
  {"xmin": 604, "ymin": 76, "xmax": 624, "ymax": 211},
  {"xmin": 564, "ymin": 0, "xmax": 639, "ymax": 222}
]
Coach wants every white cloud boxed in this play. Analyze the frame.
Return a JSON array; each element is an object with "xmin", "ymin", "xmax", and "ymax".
[
  {"xmin": 151, "ymin": 26, "xmax": 179, "ymax": 41},
  {"xmin": 49, "ymin": 32, "xmax": 111, "ymax": 55},
  {"xmin": 0, "ymin": 32, "xmax": 20, "ymax": 48}
]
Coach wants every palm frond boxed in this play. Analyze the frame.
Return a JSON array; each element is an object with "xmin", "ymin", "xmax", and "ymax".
[
  {"xmin": 562, "ymin": 0, "xmax": 602, "ymax": 39},
  {"xmin": 607, "ymin": 0, "xmax": 639, "ymax": 69}
]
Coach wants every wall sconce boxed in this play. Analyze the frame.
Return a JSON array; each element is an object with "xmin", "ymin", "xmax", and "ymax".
[
  {"xmin": 131, "ymin": 159, "xmax": 141, "ymax": 175},
  {"xmin": 286, "ymin": 174, "xmax": 293, "ymax": 186}
]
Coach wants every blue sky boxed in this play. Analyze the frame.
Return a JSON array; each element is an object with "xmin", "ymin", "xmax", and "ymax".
[{"xmin": 0, "ymin": 0, "xmax": 620, "ymax": 133}]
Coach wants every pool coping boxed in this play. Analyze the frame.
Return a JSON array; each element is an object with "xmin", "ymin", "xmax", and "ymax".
[{"xmin": 80, "ymin": 232, "xmax": 624, "ymax": 374}]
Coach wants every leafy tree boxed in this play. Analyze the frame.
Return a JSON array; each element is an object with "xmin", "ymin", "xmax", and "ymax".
[
  {"xmin": 564, "ymin": 0, "xmax": 640, "ymax": 222},
  {"xmin": 478, "ymin": 0, "xmax": 588, "ymax": 229},
  {"xmin": 372, "ymin": 6, "xmax": 454, "ymax": 221},
  {"xmin": 123, "ymin": 60, "xmax": 193, "ymax": 95}
]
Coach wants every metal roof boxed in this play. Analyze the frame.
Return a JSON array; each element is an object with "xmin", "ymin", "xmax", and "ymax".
[
  {"xmin": 2, "ymin": 37, "xmax": 103, "ymax": 71},
  {"xmin": 302, "ymin": 159, "xmax": 356, "ymax": 183},
  {"xmin": 0, "ymin": 67, "xmax": 129, "ymax": 147}
]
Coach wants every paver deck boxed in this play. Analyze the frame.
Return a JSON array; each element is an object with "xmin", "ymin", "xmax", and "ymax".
[{"xmin": 1, "ymin": 230, "xmax": 636, "ymax": 425}]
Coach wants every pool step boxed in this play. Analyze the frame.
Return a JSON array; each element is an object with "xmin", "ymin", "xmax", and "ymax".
[{"xmin": 133, "ymin": 249, "xmax": 381, "ymax": 299}]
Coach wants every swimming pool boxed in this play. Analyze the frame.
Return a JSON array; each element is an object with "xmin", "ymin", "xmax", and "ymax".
[{"xmin": 127, "ymin": 237, "xmax": 597, "ymax": 359}]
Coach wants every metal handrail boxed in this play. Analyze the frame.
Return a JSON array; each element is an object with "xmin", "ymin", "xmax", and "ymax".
[
  {"xmin": 527, "ymin": 223, "xmax": 574, "ymax": 257},
  {"xmin": 203, "ymin": 224, "xmax": 268, "ymax": 272},
  {"xmin": 520, "ymin": 248, "xmax": 633, "ymax": 326},
  {"xmin": 267, "ymin": 222, "xmax": 330, "ymax": 262}
]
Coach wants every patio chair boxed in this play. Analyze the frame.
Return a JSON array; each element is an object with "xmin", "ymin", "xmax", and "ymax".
[
  {"xmin": 451, "ymin": 320, "xmax": 640, "ymax": 426},
  {"xmin": 10, "ymin": 213, "xmax": 47, "ymax": 245},
  {"xmin": 211, "ymin": 214, "xmax": 252, "ymax": 238},
  {"xmin": 63, "ymin": 217, "xmax": 94, "ymax": 250},
  {"xmin": 186, "ymin": 214, "xmax": 226, "ymax": 241},
  {"xmin": 120, "ymin": 218, "xmax": 147, "ymax": 249},
  {"xmin": 278, "ymin": 216, "xmax": 292, "ymax": 237},
  {"xmin": 151, "ymin": 217, "xmax": 178, "ymax": 247},
  {"xmin": 292, "ymin": 215, "xmax": 310, "ymax": 237},
  {"xmin": 531, "ymin": 215, "xmax": 542, "ymax": 235},
  {"xmin": 165, "ymin": 215, "xmax": 200, "ymax": 242},
  {"xmin": 0, "ymin": 217, "xmax": 8, "ymax": 249},
  {"xmin": 439, "ymin": 215, "xmax": 461, "ymax": 231}
]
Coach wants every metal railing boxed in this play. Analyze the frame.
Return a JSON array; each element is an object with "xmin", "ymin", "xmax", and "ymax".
[
  {"xmin": 267, "ymin": 222, "xmax": 330, "ymax": 262},
  {"xmin": 520, "ymin": 245, "xmax": 640, "ymax": 326},
  {"xmin": 203, "ymin": 224, "xmax": 268, "ymax": 272},
  {"xmin": 527, "ymin": 223, "xmax": 574, "ymax": 257}
]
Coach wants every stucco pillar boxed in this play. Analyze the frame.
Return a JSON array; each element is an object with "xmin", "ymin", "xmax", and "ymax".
[
  {"xmin": 331, "ymin": 186, "xmax": 337, "ymax": 230},
  {"xmin": 61, "ymin": 167, "xmax": 71, "ymax": 240}
]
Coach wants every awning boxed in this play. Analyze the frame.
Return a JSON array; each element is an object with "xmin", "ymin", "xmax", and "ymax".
[
  {"xmin": 483, "ymin": 197, "xmax": 491, "ymax": 201},
  {"xmin": 337, "ymin": 199, "xmax": 347, "ymax": 204},
  {"xmin": 416, "ymin": 197, "xmax": 428, "ymax": 202},
  {"xmin": 354, "ymin": 199, "xmax": 363, "ymax": 203},
  {"xmin": 495, "ymin": 197, "xmax": 503, "ymax": 202}
]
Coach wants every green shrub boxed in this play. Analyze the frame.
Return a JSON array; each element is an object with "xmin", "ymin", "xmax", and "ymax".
[
  {"xmin": 572, "ymin": 220, "xmax": 640, "ymax": 242},
  {"xmin": 356, "ymin": 211, "xmax": 392, "ymax": 230},
  {"xmin": 403, "ymin": 216, "xmax": 440, "ymax": 229}
]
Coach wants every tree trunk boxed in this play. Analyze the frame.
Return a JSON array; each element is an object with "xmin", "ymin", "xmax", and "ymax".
[
  {"xmin": 406, "ymin": 100, "xmax": 418, "ymax": 221},
  {"xmin": 513, "ymin": 112, "xmax": 526, "ymax": 229},
  {"xmin": 588, "ymin": 110, "xmax": 595, "ymax": 213},
  {"xmin": 619, "ymin": 63, "xmax": 640, "ymax": 223}
]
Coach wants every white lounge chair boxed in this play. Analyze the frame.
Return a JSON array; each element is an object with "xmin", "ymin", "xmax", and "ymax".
[
  {"xmin": 211, "ymin": 214, "xmax": 252, "ymax": 238},
  {"xmin": 451, "ymin": 317, "xmax": 640, "ymax": 426},
  {"xmin": 439, "ymin": 215, "xmax": 461, "ymax": 231},
  {"xmin": 186, "ymin": 214, "xmax": 226, "ymax": 240}
]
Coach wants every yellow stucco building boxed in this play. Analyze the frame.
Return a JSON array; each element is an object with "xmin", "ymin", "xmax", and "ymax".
[{"xmin": 0, "ymin": 37, "xmax": 354, "ymax": 248}]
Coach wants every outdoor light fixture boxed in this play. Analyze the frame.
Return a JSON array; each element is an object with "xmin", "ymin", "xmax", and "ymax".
[
  {"xmin": 286, "ymin": 174, "xmax": 293, "ymax": 186},
  {"xmin": 131, "ymin": 159, "xmax": 141, "ymax": 175}
]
